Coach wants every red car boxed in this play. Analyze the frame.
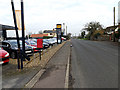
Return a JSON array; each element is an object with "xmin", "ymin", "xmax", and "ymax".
[{"xmin": 0, "ymin": 47, "xmax": 9, "ymax": 64}]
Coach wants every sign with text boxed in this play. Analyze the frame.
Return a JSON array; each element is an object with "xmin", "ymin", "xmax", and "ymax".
[
  {"xmin": 57, "ymin": 24, "xmax": 62, "ymax": 29},
  {"xmin": 15, "ymin": 10, "xmax": 25, "ymax": 30},
  {"xmin": 56, "ymin": 24, "xmax": 62, "ymax": 44}
]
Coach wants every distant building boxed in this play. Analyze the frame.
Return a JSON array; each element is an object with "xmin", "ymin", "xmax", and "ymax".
[
  {"xmin": 31, "ymin": 34, "xmax": 48, "ymax": 38},
  {"xmin": 0, "ymin": 24, "xmax": 15, "ymax": 41},
  {"xmin": 105, "ymin": 25, "xmax": 119, "ymax": 41},
  {"xmin": 105, "ymin": 25, "xmax": 118, "ymax": 35},
  {"xmin": 43, "ymin": 29, "xmax": 57, "ymax": 37}
]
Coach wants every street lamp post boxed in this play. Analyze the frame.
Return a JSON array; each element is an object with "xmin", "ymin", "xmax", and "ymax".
[{"xmin": 113, "ymin": 7, "xmax": 116, "ymax": 42}]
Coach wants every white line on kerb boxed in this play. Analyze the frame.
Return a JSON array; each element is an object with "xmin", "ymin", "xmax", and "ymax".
[
  {"xmin": 24, "ymin": 69, "xmax": 46, "ymax": 88},
  {"xmin": 65, "ymin": 56, "xmax": 70, "ymax": 89}
]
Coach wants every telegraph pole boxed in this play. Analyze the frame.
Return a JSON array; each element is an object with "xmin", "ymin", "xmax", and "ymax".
[
  {"xmin": 113, "ymin": 7, "xmax": 116, "ymax": 42},
  {"xmin": 66, "ymin": 26, "xmax": 67, "ymax": 35},
  {"xmin": 63, "ymin": 23, "xmax": 65, "ymax": 35}
]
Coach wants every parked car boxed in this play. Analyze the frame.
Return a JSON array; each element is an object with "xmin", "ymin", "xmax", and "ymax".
[
  {"xmin": 25, "ymin": 40, "xmax": 38, "ymax": 52},
  {"xmin": 51, "ymin": 38, "xmax": 57, "ymax": 43},
  {"xmin": 30, "ymin": 39, "xmax": 49, "ymax": 49},
  {"xmin": 47, "ymin": 39, "xmax": 55, "ymax": 45},
  {"xmin": 0, "ymin": 40, "xmax": 33, "ymax": 59},
  {"xmin": 0, "ymin": 47, "xmax": 9, "ymax": 64},
  {"xmin": 43, "ymin": 42, "xmax": 49, "ymax": 49}
]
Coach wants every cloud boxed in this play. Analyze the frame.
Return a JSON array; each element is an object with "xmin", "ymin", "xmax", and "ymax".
[{"xmin": 0, "ymin": 0, "xmax": 119, "ymax": 36}]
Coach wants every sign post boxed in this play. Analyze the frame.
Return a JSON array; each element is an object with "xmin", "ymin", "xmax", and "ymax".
[
  {"xmin": 118, "ymin": 2, "xmax": 120, "ymax": 42},
  {"xmin": 11, "ymin": 0, "xmax": 21, "ymax": 69},
  {"xmin": 21, "ymin": 0, "xmax": 25, "ymax": 69},
  {"xmin": 11, "ymin": 0, "xmax": 30, "ymax": 69},
  {"xmin": 56, "ymin": 24, "xmax": 62, "ymax": 44}
]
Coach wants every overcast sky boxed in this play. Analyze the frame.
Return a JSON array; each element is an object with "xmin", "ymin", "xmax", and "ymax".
[{"xmin": 0, "ymin": 0, "xmax": 119, "ymax": 36}]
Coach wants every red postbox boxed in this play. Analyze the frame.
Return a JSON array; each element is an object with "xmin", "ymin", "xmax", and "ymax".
[{"xmin": 37, "ymin": 39, "xmax": 43, "ymax": 48}]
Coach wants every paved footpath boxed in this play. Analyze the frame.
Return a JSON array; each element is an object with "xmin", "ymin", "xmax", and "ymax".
[{"xmin": 33, "ymin": 41, "xmax": 70, "ymax": 88}]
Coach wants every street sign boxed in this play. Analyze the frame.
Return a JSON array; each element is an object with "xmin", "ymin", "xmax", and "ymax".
[
  {"xmin": 56, "ymin": 24, "xmax": 62, "ymax": 44},
  {"xmin": 15, "ymin": 10, "xmax": 25, "ymax": 30},
  {"xmin": 57, "ymin": 24, "xmax": 62, "ymax": 29}
]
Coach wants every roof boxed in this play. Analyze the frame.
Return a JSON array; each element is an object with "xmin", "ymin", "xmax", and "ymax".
[
  {"xmin": 0, "ymin": 24, "xmax": 15, "ymax": 30},
  {"xmin": 105, "ymin": 25, "xmax": 118, "ymax": 32},
  {"xmin": 43, "ymin": 30, "xmax": 56, "ymax": 33},
  {"xmin": 31, "ymin": 34, "xmax": 48, "ymax": 38}
]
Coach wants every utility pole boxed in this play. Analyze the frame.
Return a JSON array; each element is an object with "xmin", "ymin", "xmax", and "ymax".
[
  {"xmin": 113, "ymin": 7, "xmax": 116, "ymax": 42},
  {"xmin": 66, "ymin": 26, "xmax": 67, "ymax": 35},
  {"xmin": 75, "ymin": 33, "xmax": 76, "ymax": 38}
]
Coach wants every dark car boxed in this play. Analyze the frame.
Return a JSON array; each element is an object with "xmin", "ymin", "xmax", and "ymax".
[{"xmin": 0, "ymin": 40, "xmax": 33, "ymax": 59}]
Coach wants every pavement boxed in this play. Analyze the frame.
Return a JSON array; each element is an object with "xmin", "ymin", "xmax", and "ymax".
[
  {"xmin": 33, "ymin": 41, "xmax": 70, "ymax": 88},
  {"xmin": 71, "ymin": 39, "xmax": 118, "ymax": 88},
  {"xmin": 2, "ymin": 42, "xmax": 66, "ymax": 89}
]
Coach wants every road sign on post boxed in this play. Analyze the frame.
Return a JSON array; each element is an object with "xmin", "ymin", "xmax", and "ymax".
[
  {"xmin": 56, "ymin": 24, "xmax": 62, "ymax": 44},
  {"xmin": 11, "ymin": 0, "xmax": 21, "ymax": 69},
  {"xmin": 11, "ymin": 0, "xmax": 30, "ymax": 69}
]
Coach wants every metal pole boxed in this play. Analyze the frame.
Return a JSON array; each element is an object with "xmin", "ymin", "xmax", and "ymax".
[
  {"xmin": 57, "ymin": 33, "xmax": 59, "ymax": 44},
  {"xmin": 113, "ymin": 7, "xmax": 116, "ymax": 42},
  {"xmin": 66, "ymin": 26, "xmax": 67, "ymax": 35},
  {"xmin": 21, "ymin": 0, "xmax": 25, "ymax": 69},
  {"xmin": 39, "ymin": 50, "xmax": 41, "ymax": 60},
  {"xmin": 11, "ymin": 0, "xmax": 20, "ymax": 69}
]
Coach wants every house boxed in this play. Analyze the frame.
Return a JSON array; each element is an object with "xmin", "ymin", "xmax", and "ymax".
[
  {"xmin": 0, "ymin": 24, "xmax": 15, "ymax": 41},
  {"xmin": 43, "ymin": 29, "xmax": 57, "ymax": 37},
  {"xmin": 105, "ymin": 25, "xmax": 119, "ymax": 41}
]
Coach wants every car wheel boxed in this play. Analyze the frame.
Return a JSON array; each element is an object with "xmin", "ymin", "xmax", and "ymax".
[
  {"xmin": 11, "ymin": 52, "xmax": 16, "ymax": 59},
  {"xmin": 3, "ymin": 62, "xmax": 9, "ymax": 65}
]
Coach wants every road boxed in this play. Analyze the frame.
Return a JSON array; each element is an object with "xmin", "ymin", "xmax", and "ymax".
[{"xmin": 71, "ymin": 39, "xmax": 118, "ymax": 88}]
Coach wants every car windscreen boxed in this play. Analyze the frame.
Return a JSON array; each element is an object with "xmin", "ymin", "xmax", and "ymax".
[
  {"xmin": 30, "ymin": 41, "xmax": 36, "ymax": 45},
  {"xmin": 10, "ymin": 41, "xmax": 27, "ymax": 47},
  {"xmin": 10, "ymin": 42, "xmax": 18, "ymax": 47}
]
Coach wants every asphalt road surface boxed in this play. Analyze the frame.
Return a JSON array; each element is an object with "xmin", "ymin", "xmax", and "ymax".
[{"xmin": 71, "ymin": 39, "xmax": 118, "ymax": 88}]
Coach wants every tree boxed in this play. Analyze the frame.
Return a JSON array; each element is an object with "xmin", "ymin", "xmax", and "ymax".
[
  {"xmin": 27, "ymin": 32, "xmax": 32, "ymax": 38},
  {"xmin": 81, "ymin": 31, "xmax": 86, "ymax": 38},
  {"xmin": 83, "ymin": 21, "xmax": 103, "ymax": 40},
  {"xmin": 38, "ymin": 30, "xmax": 43, "ymax": 34},
  {"xmin": 66, "ymin": 33, "xmax": 71, "ymax": 40},
  {"xmin": 93, "ymin": 33, "xmax": 101, "ymax": 39}
]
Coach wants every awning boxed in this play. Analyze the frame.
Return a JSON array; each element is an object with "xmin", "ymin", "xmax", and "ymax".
[{"xmin": 0, "ymin": 24, "xmax": 15, "ymax": 31}]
